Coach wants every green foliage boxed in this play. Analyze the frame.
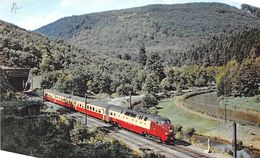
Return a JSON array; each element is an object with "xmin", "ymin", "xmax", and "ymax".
[
  {"xmin": 142, "ymin": 93, "xmax": 158, "ymax": 108},
  {"xmin": 138, "ymin": 44, "xmax": 147, "ymax": 66},
  {"xmin": 40, "ymin": 48, "xmax": 54, "ymax": 72},
  {"xmin": 35, "ymin": 3, "xmax": 259, "ymax": 66},
  {"xmin": 146, "ymin": 53, "xmax": 165, "ymax": 80},
  {"xmin": 216, "ymin": 57, "xmax": 260, "ymax": 97},
  {"xmin": 1, "ymin": 111, "xmax": 138, "ymax": 158},
  {"xmin": 116, "ymin": 84, "xmax": 133, "ymax": 96},
  {"xmin": 175, "ymin": 124, "xmax": 183, "ymax": 131},
  {"xmin": 162, "ymin": 65, "xmax": 218, "ymax": 92},
  {"xmin": 184, "ymin": 28, "xmax": 260, "ymax": 66},
  {"xmin": 143, "ymin": 73, "xmax": 160, "ymax": 93},
  {"xmin": 149, "ymin": 106, "xmax": 158, "ymax": 114},
  {"xmin": 186, "ymin": 127, "xmax": 196, "ymax": 135}
]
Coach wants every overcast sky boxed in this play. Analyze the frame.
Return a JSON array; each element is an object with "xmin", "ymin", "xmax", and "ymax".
[{"xmin": 0, "ymin": 0, "xmax": 259, "ymax": 30}]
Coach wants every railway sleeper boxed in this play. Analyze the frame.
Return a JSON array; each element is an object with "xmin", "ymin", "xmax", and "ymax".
[{"xmin": 144, "ymin": 133, "xmax": 162, "ymax": 143}]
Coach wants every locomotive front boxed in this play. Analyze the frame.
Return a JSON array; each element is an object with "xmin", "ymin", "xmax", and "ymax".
[{"xmin": 158, "ymin": 119, "xmax": 175, "ymax": 144}]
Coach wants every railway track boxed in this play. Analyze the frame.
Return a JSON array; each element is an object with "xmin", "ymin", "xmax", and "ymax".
[{"xmin": 39, "ymin": 99, "xmax": 217, "ymax": 158}]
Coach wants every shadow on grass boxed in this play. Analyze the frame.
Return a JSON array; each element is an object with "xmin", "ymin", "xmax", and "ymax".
[{"xmin": 174, "ymin": 139, "xmax": 191, "ymax": 146}]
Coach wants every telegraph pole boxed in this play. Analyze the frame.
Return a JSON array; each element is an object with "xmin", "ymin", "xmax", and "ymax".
[
  {"xmin": 42, "ymin": 88, "xmax": 44, "ymax": 104},
  {"xmin": 84, "ymin": 93, "xmax": 87, "ymax": 126},
  {"xmin": 31, "ymin": 78, "xmax": 33, "ymax": 90},
  {"xmin": 224, "ymin": 103, "xmax": 227, "ymax": 124},
  {"xmin": 129, "ymin": 91, "xmax": 132, "ymax": 110},
  {"xmin": 233, "ymin": 122, "xmax": 237, "ymax": 158},
  {"xmin": 22, "ymin": 79, "xmax": 25, "ymax": 90}
]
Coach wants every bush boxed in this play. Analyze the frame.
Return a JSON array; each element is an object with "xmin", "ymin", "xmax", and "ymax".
[
  {"xmin": 149, "ymin": 107, "xmax": 157, "ymax": 114},
  {"xmin": 175, "ymin": 124, "xmax": 183, "ymax": 131},
  {"xmin": 186, "ymin": 127, "xmax": 196, "ymax": 135}
]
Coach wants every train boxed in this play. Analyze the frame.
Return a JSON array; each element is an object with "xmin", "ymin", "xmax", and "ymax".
[{"xmin": 44, "ymin": 89, "xmax": 175, "ymax": 144}]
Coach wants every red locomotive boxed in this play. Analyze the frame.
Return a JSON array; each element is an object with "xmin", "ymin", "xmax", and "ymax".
[{"xmin": 44, "ymin": 90, "xmax": 175, "ymax": 144}]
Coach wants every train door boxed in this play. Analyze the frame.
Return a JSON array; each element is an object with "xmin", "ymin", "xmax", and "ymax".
[
  {"xmin": 102, "ymin": 109, "xmax": 105, "ymax": 121},
  {"xmin": 105, "ymin": 106, "xmax": 110, "ymax": 122}
]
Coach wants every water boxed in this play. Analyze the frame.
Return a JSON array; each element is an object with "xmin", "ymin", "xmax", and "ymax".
[
  {"xmin": 214, "ymin": 144, "xmax": 250, "ymax": 158},
  {"xmin": 193, "ymin": 134, "xmax": 258, "ymax": 158}
]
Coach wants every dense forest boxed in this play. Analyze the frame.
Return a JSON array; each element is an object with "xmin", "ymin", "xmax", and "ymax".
[
  {"xmin": 35, "ymin": 3, "xmax": 260, "ymax": 66},
  {"xmin": 1, "ymin": 3, "xmax": 260, "ymax": 103}
]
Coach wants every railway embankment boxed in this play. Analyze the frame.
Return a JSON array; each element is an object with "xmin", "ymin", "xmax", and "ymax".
[
  {"xmin": 173, "ymin": 90, "xmax": 260, "ymax": 151},
  {"xmin": 176, "ymin": 91, "xmax": 260, "ymax": 125}
]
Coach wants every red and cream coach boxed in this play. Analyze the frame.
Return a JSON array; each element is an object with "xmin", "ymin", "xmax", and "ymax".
[{"xmin": 44, "ymin": 89, "xmax": 175, "ymax": 144}]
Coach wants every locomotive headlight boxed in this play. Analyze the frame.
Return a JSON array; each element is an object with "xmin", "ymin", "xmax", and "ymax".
[
  {"xmin": 169, "ymin": 129, "xmax": 173, "ymax": 132},
  {"xmin": 165, "ymin": 132, "xmax": 169, "ymax": 135}
]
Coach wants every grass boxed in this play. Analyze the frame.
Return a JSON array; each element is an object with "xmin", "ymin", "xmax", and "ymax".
[
  {"xmin": 157, "ymin": 98, "xmax": 221, "ymax": 134},
  {"xmin": 219, "ymin": 95, "xmax": 260, "ymax": 112}
]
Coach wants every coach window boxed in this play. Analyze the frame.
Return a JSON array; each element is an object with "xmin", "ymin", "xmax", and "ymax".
[
  {"xmin": 114, "ymin": 113, "xmax": 116, "ymax": 116},
  {"xmin": 144, "ymin": 117, "xmax": 148, "ymax": 121},
  {"xmin": 110, "ymin": 112, "xmax": 113, "ymax": 116},
  {"xmin": 99, "ymin": 110, "xmax": 101, "ymax": 113}
]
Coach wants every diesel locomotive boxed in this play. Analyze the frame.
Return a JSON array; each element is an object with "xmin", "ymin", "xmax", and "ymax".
[{"xmin": 44, "ymin": 89, "xmax": 175, "ymax": 144}]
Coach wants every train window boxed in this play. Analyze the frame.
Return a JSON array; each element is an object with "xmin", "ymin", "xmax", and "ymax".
[
  {"xmin": 99, "ymin": 110, "xmax": 101, "ymax": 113},
  {"xmin": 93, "ymin": 107, "xmax": 95, "ymax": 111},
  {"xmin": 87, "ymin": 106, "xmax": 89, "ymax": 109},
  {"xmin": 156, "ymin": 121, "xmax": 159, "ymax": 124},
  {"xmin": 161, "ymin": 119, "xmax": 171, "ymax": 124},
  {"xmin": 114, "ymin": 113, "xmax": 116, "ymax": 116},
  {"xmin": 125, "ymin": 112, "xmax": 130, "ymax": 116},
  {"xmin": 130, "ymin": 113, "xmax": 136, "ymax": 117},
  {"xmin": 110, "ymin": 112, "xmax": 113, "ymax": 116},
  {"xmin": 144, "ymin": 117, "xmax": 148, "ymax": 121}
]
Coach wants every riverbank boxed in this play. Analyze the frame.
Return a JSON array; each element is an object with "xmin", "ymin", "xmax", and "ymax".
[{"xmin": 157, "ymin": 97, "xmax": 260, "ymax": 153}]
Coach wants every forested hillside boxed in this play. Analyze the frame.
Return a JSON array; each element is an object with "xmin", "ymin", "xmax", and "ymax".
[
  {"xmin": 35, "ymin": 3, "xmax": 260, "ymax": 66},
  {"xmin": 0, "ymin": 20, "xmax": 140, "ymax": 96},
  {"xmin": 1, "ymin": 3, "xmax": 259, "ymax": 101}
]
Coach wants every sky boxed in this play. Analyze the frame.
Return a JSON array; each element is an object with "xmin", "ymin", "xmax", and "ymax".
[{"xmin": 0, "ymin": 0, "xmax": 259, "ymax": 30}]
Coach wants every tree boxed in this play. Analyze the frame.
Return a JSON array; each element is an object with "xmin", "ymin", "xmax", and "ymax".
[
  {"xmin": 40, "ymin": 48, "xmax": 54, "ymax": 72},
  {"xmin": 235, "ymin": 57, "xmax": 259, "ymax": 96},
  {"xmin": 146, "ymin": 52, "xmax": 165, "ymax": 81},
  {"xmin": 122, "ymin": 53, "xmax": 131, "ymax": 60},
  {"xmin": 138, "ymin": 44, "xmax": 147, "ymax": 66},
  {"xmin": 142, "ymin": 93, "xmax": 158, "ymax": 109},
  {"xmin": 143, "ymin": 73, "xmax": 160, "ymax": 93}
]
